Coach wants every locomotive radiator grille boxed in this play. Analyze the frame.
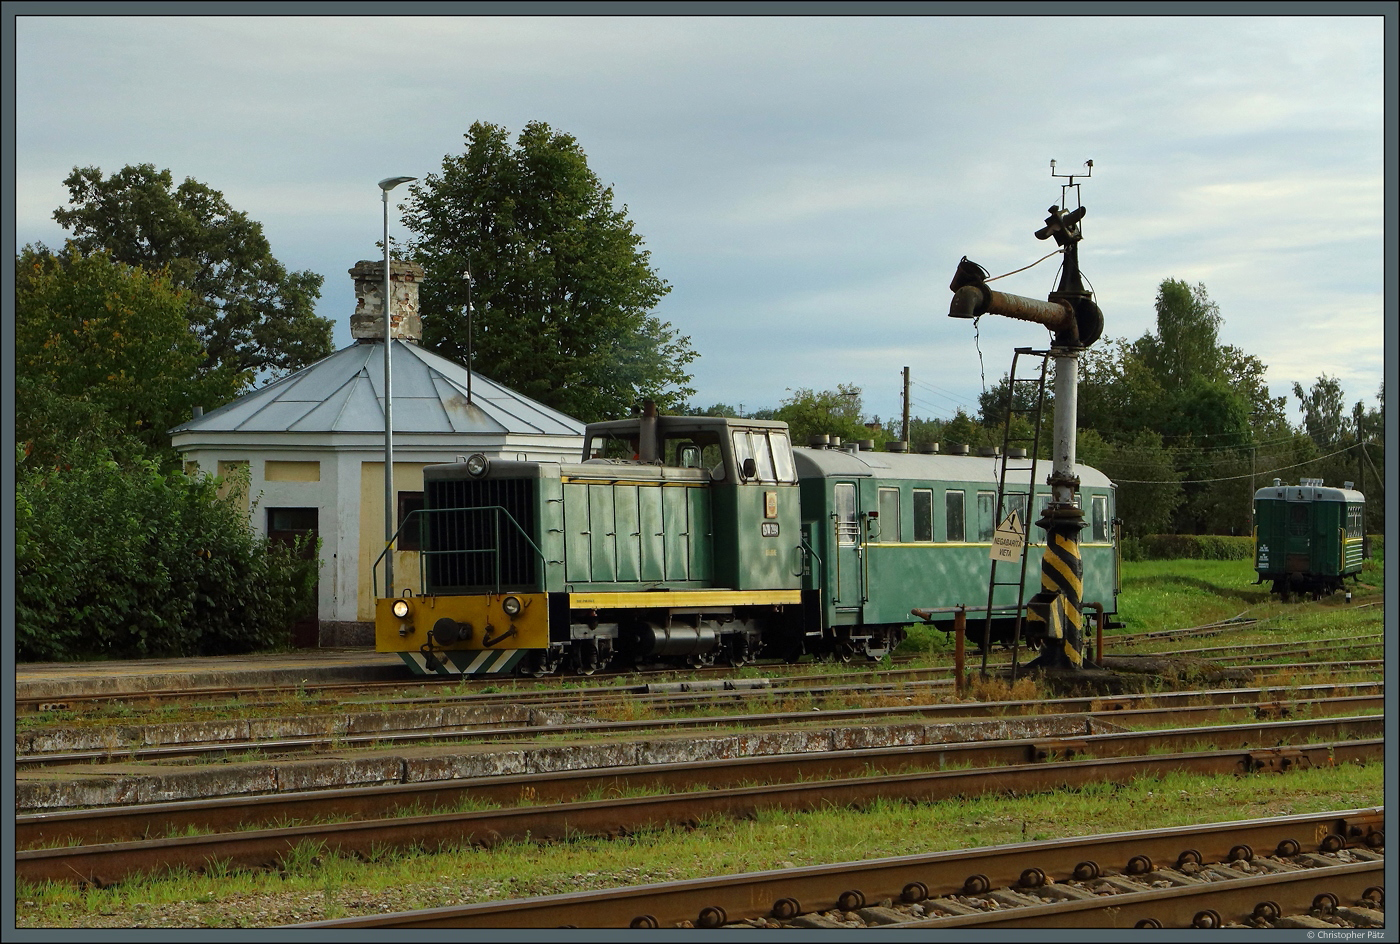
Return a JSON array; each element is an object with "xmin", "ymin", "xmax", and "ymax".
[{"xmin": 424, "ymin": 477, "xmax": 539, "ymax": 593}]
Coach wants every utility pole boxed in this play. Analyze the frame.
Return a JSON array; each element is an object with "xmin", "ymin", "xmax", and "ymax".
[{"xmin": 902, "ymin": 366, "xmax": 911, "ymax": 443}]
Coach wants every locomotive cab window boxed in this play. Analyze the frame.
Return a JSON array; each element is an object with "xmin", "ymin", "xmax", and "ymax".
[
  {"xmin": 913, "ymin": 489, "xmax": 934, "ymax": 542},
  {"xmin": 586, "ymin": 431, "xmax": 638, "ymax": 460},
  {"xmin": 731, "ymin": 429, "xmax": 798, "ymax": 484},
  {"xmin": 769, "ymin": 431, "xmax": 796, "ymax": 483},
  {"xmin": 662, "ymin": 430, "xmax": 725, "ymax": 473},
  {"xmin": 945, "ymin": 490, "xmax": 965, "ymax": 543},
  {"xmin": 1092, "ymin": 495, "xmax": 1108, "ymax": 542}
]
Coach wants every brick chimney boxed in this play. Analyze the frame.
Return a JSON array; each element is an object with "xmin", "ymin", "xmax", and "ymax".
[{"xmin": 349, "ymin": 259, "xmax": 426, "ymax": 342}]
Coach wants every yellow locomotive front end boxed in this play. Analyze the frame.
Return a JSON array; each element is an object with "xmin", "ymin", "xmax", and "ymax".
[{"xmin": 376, "ymin": 592, "xmax": 551, "ymax": 675}]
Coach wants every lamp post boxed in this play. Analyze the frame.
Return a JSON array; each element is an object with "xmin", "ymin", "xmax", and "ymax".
[{"xmin": 378, "ymin": 175, "xmax": 416, "ymax": 597}]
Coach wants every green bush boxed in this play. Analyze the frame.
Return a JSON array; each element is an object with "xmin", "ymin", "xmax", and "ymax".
[
  {"xmin": 1136, "ymin": 534, "xmax": 1255, "ymax": 561},
  {"xmin": 16, "ymin": 447, "xmax": 317, "ymax": 662}
]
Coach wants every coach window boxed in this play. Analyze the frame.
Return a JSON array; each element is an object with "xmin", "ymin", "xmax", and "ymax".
[
  {"xmin": 913, "ymin": 488, "xmax": 934, "ymax": 542},
  {"xmin": 945, "ymin": 490, "xmax": 965, "ymax": 543},
  {"xmin": 1034, "ymin": 494, "xmax": 1052, "ymax": 543},
  {"xmin": 835, "ymin": 483, "xmax": 859, "ymax": 545},
  {"xmin": 977, "ymin": 491, "xmax": 996, "ymax": 541},
  {"xmin": 1092, "ymin": 495, "xmax": 1108, "ymax": 543},
  {"xmin": 1005, "ymin": 493, "xmax": 1028, "ymax": 533},
  {"xmin": 878, "ymin": 487, "xmax": 901, "ymax": 542}
]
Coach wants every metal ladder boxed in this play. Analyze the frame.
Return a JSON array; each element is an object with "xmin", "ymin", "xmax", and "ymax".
[{"xmin": 979, "ymin": 347, "xmax": 1051, "ymax": 679}]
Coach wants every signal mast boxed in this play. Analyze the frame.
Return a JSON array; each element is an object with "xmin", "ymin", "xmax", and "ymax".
[{"xmin": 946, "ymin": 160, "xmax": 1103, "ymax": 671}]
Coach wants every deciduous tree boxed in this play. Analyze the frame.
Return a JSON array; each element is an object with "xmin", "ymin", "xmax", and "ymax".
[
  {"xmin": 774, "ymin": 384, "xmax": 881, "ymax": 444},
  {"xmin": 16, "ymin": 246, "xmax": 237, "ymax": 458},
  {"xmin": 403, "ymin": 121, "xmax": 695, "ymax": 422},
  {"xmin": 53, "ymin": 163, "xmax": 331, "ymax": 388}
]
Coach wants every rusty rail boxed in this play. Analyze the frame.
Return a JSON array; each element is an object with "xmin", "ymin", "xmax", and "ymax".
[
  {"xmin": 286, "ymin": 809, "xmax": 1383, "ymax": 928},
  {"xmin": 17, "ymin": 731, "xmax": 1382, "ymax": 886}
]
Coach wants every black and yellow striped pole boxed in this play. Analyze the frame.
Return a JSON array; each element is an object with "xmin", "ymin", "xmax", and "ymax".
[
  {"xmin": 1022, "ymin": 349, "xmax": 1088, "ymax": 670},
  {"xmin": 948, "ymin": 178, "xmax": 1103, "ymax": 672}
]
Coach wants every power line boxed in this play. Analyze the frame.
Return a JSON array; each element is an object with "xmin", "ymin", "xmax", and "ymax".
[{"xmin": 1112, "ymin": 445, "xmax": 1358, "ymax": 484}]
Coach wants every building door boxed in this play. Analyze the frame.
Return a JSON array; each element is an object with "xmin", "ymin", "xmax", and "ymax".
[{"xmin": 268, "ymin": 507, "xmax": 319, "ymax": 648}]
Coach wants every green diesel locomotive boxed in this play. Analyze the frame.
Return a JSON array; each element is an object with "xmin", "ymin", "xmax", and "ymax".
[
  {"xmin": 1254, "ymin": 477, "xmax": 1365, "ymax": 600},
  {"xmin": 376, "ymin": 412, "xmax": 1120, "ymax": 675}
]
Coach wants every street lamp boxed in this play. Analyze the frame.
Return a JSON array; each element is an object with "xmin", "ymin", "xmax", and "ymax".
[{"xmin": 378, "ymin": 175, "xmax": 416, "ymax": 597}]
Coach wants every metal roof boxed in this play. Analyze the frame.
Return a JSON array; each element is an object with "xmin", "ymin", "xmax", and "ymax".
[
  {"xmin": 1254, "ymin": 483, "xmax": 1365, "ymax": 503},
  {"xmin": 169, "ymin": 341, "xmax": 585, "ymax": 436},
  {"xmin": 791, "ymin": 447, "xmax": 1114, "ymax": 488}
]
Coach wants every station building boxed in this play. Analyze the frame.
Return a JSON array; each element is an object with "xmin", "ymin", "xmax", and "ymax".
[{"xmin": 169, "ymin": 260, "xmax": 585, "ymax": 647}]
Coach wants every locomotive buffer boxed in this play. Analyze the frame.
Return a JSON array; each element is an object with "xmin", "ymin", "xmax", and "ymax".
[{"xmin": 947, "ymin": 172, "xmax": 1104, "ymax": 672}]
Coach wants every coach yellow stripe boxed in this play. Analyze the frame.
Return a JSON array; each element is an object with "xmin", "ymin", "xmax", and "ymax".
[{"xmin": 568, "ymin": 590, "xmax": 803, "ymax": 608}]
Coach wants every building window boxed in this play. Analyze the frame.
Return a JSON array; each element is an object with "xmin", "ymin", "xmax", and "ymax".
[
  {"xmin": 878, "ymin": 487, "xmax": 901, "ymax": 542},
  {"xmin": 268, "ymin": 507, "xmax": 317, "ymax": 532},
  {"xmin": 913, "ymin": 489, "xmax": 934, "ymax": 542},
  {"xmin": 397, "ymin": 492, "xmax": 425, "ymax": 551},
  {"xmin": 216, "ymin": 460, "xmax": 249, "ymax": 506},
  {"xmin": 265, "ymin": 460, "xmax": 321, "ymax": 482}
]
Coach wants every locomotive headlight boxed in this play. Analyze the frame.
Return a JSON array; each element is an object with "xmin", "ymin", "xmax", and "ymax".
[
  {"xmin": 465, "ymin": 453, "xmax": 489, "ymax": 477},
  {"xmin": 502, "ymin": 595, "xmax": 522, "ymax": 617},
  {"xmin": 391, "ymin": 599, "xmax": 412, "ymax": 619}
]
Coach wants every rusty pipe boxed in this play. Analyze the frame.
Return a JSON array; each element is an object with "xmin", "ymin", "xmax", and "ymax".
[
  {"xmin": 949, "ymin": 283, "xmax": 1075, "ymax": 332},
  {"xmin": 954, "ymin": 606, "xmax": 966, "ymax": 696},
  {"xmin": 1083, "ymin": 601, "xmax": 1105, "ymax": 666}
]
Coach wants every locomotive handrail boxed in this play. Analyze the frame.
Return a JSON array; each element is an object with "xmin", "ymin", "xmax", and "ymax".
[
  {"xmin": 797, "ymin": 534, "xmax": 822, "ymax": 583},
  {"xmin": 372, "ymin": 504, "xmax": 545, "ymax": 598}
]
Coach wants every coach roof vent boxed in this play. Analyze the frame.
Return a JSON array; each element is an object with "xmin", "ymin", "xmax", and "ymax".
[{"xmin": 349, "ymin": 259, "xmax": 426, "ymax": 343}]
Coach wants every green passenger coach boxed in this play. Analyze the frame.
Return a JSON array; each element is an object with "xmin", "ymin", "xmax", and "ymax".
[
  {"xmin": 793, "ymin": 445, "xmax": 1119, "ymax": 654},
  {"xmin": 1254, "ymin": 478, "xmax": 1365, "ymax": 600}
]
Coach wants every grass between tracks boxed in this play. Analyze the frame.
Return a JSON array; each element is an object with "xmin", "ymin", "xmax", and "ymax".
[{"xmin": 16, "ymin": 762, "xmax": 1383, "ymax": 928}]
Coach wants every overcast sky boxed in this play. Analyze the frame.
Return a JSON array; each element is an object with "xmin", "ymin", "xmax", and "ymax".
[{"xmin": 13, "ymin": 11, "xmax": 1391, "ymax": 431}]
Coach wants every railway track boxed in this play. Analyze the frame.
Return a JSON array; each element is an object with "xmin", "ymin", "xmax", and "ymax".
[
  {"xmin": 283, "ymin": 809, "xmax": 1384, "ymax": 928},
  {"xmin": 15, "ymin": 718, "xmax": 1382, "ymax": 887},
  {"xmin": 15, "ymin": 680, "xmax": 1383, "ymax": 768},
  {"xmin": 19, "ymin": 618, "xmax": 1381, "ymax": 718}
]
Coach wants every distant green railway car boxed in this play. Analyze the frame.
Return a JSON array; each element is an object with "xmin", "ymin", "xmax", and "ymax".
[{"xmin": 1254, "ymin": 477, "xmax": 1365, "ymax": 600}]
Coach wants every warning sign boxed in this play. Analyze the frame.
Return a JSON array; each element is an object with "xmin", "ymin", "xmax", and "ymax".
[{"xmin": 990, "ymin": 511, "xmax": 1025, "ymax": 562}]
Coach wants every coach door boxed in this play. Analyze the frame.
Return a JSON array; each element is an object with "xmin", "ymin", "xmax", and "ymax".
[
  {"xmin": 1285, "ymin": 498, "xmax": 1312, "ymax": 573},
  {"xmin": 832, "ymin": 482, "xmax": 863, "ymax": 612}
]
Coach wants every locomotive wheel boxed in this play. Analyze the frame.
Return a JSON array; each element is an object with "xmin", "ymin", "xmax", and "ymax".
[
  {"xmin": 572, "ymin": 642, "xmax": 600, "ymax": 676},
  {"xmin": 522, "ymin": 649, "xmax": 561, "ymax": 678}
]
